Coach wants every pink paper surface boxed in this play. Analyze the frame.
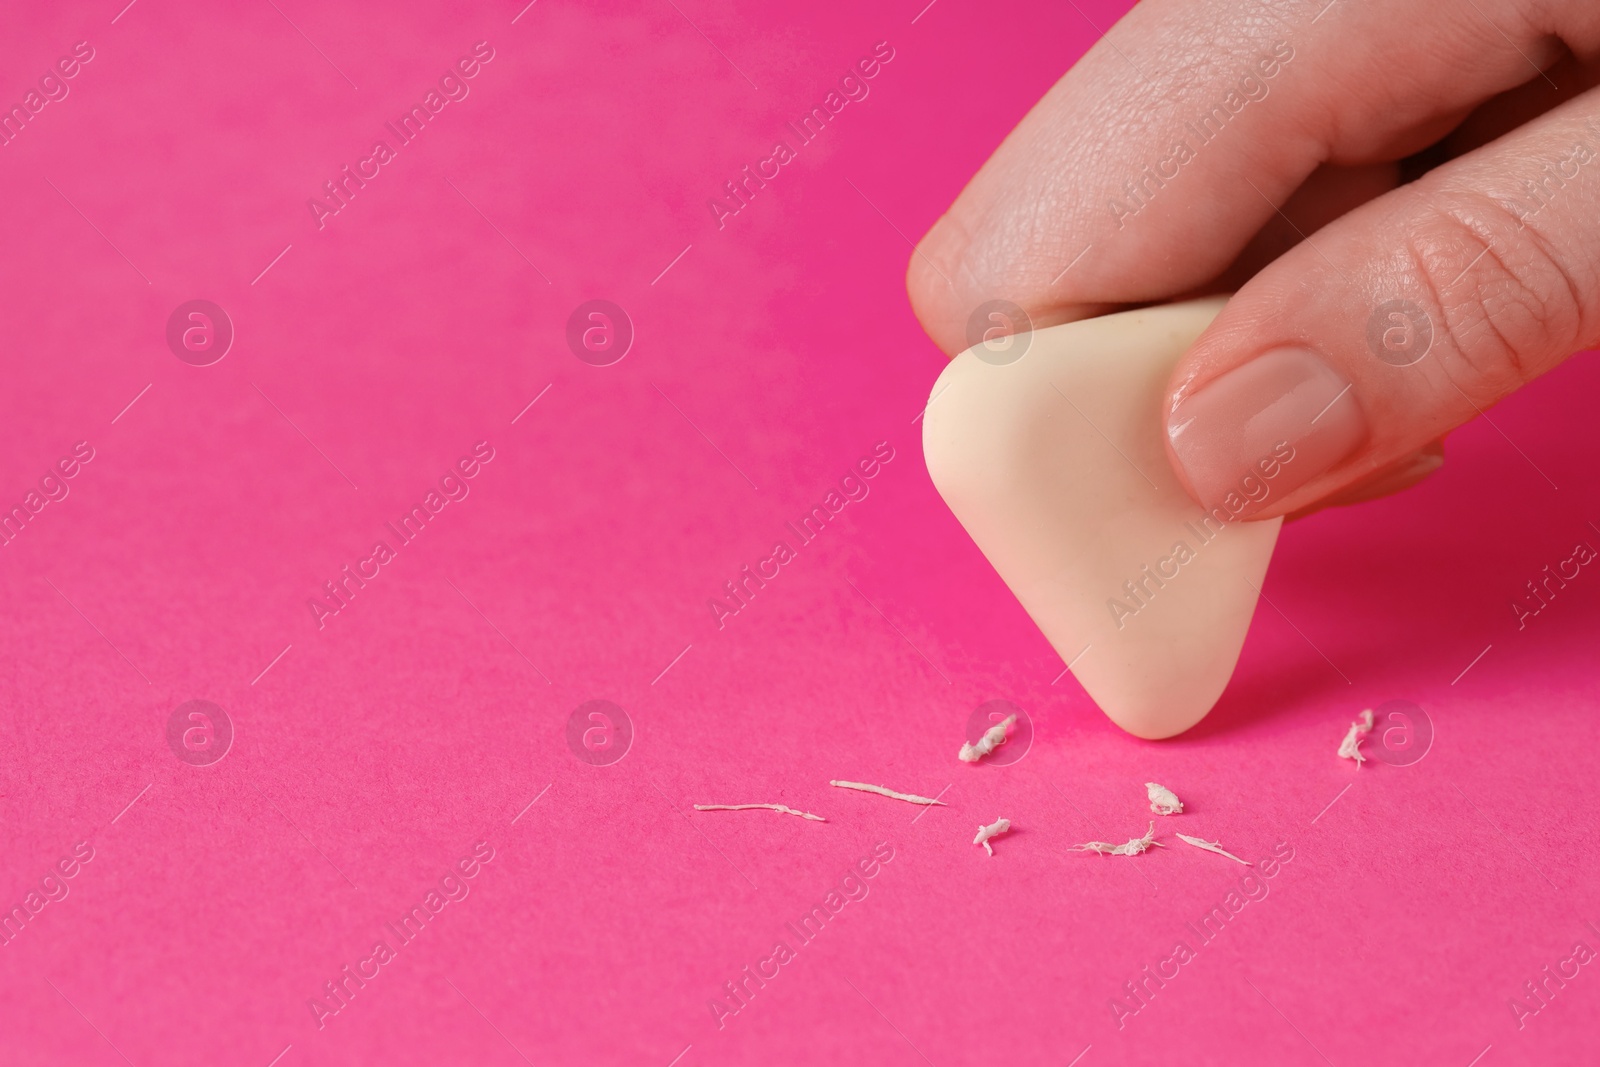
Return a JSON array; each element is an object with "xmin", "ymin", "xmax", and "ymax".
[{"xmin": 2, "ymin": 2, "xmax": 1597, "ymax": 1065}]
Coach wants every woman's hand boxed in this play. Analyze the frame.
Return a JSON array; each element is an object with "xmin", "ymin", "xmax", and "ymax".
[{"xmin": 907, "ymin": 0, "xmax": 1600, "ymax": 518}]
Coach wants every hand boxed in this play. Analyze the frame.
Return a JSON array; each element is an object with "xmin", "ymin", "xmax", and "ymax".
[{"xmin": 907, "ymin": 0, "xmax": 1600, "ymax": 519}]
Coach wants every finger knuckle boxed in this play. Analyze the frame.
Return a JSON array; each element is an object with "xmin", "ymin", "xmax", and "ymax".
[{"xmin": 1405, "ymin": 190, "xmax": 1584, "ymax": 396}]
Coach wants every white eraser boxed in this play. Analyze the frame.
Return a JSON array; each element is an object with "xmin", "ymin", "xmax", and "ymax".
[{"xmin": 923, "ymin": 299, "xmax": 1280, "ymax": 739}]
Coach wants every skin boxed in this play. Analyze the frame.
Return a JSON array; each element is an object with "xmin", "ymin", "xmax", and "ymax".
[{"xmin": 906, "ymin": 0, "xmax": 1600, "ymax": 518}]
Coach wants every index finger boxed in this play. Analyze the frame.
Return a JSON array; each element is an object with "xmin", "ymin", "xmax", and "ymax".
[{"xmin": 907, "ymin": 0, "xmax": 1577, "ymax": 354}]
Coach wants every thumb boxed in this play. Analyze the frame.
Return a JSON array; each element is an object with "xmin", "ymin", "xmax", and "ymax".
[
  {"xmin": 1283, "ymin": 440, "xmax": 1445, "ymax": 522},
  {"xmin": 1165, "ymin": 91, "xmax": 1600, "ymax": 520}
]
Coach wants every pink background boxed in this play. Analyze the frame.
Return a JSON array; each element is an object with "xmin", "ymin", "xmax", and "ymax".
[{"xmin": 2, "ymin": 1, "xmax": 1598, "ymax": 1064}]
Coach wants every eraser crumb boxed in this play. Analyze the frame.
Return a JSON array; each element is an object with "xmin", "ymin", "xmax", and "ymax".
[
  {"xmin": 959, "ymin": 714, "xmax": 1016, "ymax": 763},
  {"xmin": 693, "ymin": 803, "xmax": 826, "ymax": 822},
  {"xmin": 1338, "ymin": 709, "xmax": 1375, "ymax": 765},
  {"xmin": 1175, "ymin": 832, "xmax": 1250, "ymax": 865},
  {"xmin": 1146, "ymin": 782, "xmax": 1183, "ymax": 815},
  {"xmin": 829, "ymin": 780, "xmax": 946, "ymax": 806},
  {"xmin": 974, "ymin": 817, "xmax": 1011, "ymax": 856},
  {"xmin": 1073, "ymin": 821, "xmax": 1163, "ymax": 856}
]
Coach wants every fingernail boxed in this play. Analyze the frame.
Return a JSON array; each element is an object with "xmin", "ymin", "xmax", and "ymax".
[{"xmin": 1167, "ymin": 347, "xmax": 1366, "ymax": 518}]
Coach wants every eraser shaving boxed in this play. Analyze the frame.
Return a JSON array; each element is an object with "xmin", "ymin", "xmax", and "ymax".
[
  {"xmin": 974, "ymin": 817, "xmax": 1011, "ymax": 856},
  {"xmin": 829, "ymin": 780, "xmax": 947, "ymax": 805},
  {"xmin": 693, "ymin": 804, "xmax": 826, "ymax": 822},
  {"xmin": 1146, "ymin": 782, "xmax": 1183, "ymax": 815},
  {"xmin": 1073, "ymin": 821, "xmax": 1163, "ymax": 857},
  {"xmin": 1175, "ymin": 833, "xmax": 1250, "ymax": 865},
  {"xmin": 959, "ymin": 715, "xmax": 1016, "ymax": 763},
  {"xmin": 1338, "ymin": 709, "xmax": 1375, "ymax": 765}
]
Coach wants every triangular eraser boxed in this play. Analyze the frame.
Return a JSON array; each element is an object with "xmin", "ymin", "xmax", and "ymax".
[{"xmin": 923, "ymin": 298, "xmax": 1280, "ymax": 739}]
